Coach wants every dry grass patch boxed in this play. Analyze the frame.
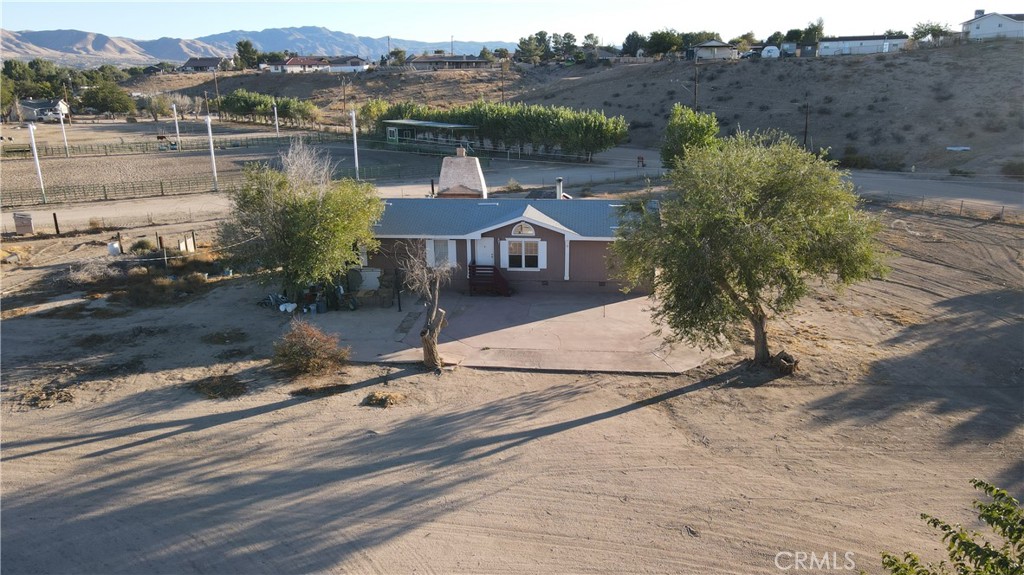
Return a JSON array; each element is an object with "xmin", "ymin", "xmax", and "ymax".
[
  {"xmin": 189, "ymin": 374, "xmax": 247, "ymax": 399},
  {"xmin": 362, "ymin": 390, "xmax": 407, "ymax": 408},
  {"xmin": 272, "ymin": 320, "xmax": 350, "ymax": 375},
  {"xmin": 18, "ymin": 383, "xmax": 75, "ymax": 409}
]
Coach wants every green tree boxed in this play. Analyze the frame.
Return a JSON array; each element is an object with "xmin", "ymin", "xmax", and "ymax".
[
  {"xmin": 912, "ymin": 21, "xmax": 953, "ymax": 41},
  {"xmin": 802, "ymin": 18, "xmax": 825, "ymax": 44},
  {"xmin": 235, "ymin": 39, "xmax": 259, "ymax": 69},
  {"xmin": 614, "ymin": 130, "xmax": 886, "ymax": 364},
  {"xmin": 622, "ymin": 31, "xmax": 648, "ymax": 56},
  {"xmin": 646, "ymin": 29, "xmax": 682, "ymax": 56},
  {"xmin": 217, "ymin": 140, "xmax": 384, "ymax": 299},
  {"xmin": 3, "ymin": 60, "xmax": 35, "ymax": 82},
  {"xmin": 880, "ymin": 480, "xmax": 1022, "ymax": 575},
  {"xmin": 479, "ymin": 46, "xmax": 495, "ymax": 63},
  {"xmin": 81, "ymin": 81, "xmax": 136, "ymax": 114},
  {"xmin": 765, "ymin": 31, "xmax": 785, "ymax": 46},
  {"xmin": 553, "ymin": 32, "xmax": 577, "ymax": 60},
  {"xmin": 660, "ymin": 104, "xmax": 719, "ymax": 167},
  {"xmin": 142, "ymin": 94, "xmax": 172, "ymax": 121},
  {"xmin": 729, "ymin": 31, "xmax": 758, "ymax": 52},
  {"xmin": 680, "ymin": 31, "xmax": 721, "ymax": 48},
  {"xmin": 388, "ymin": 48, "xmax": 407, "ymax": 65},
  {"xmin": 783, "ymin": 28, "xmax": 804, "ymax": 43},
  {"xmin": 583, "ymin": 33, "xmax": 600, "ymax": 49},
  {"xmin": 884, "ymin": 29, "xmax": 906, "ymax": 37},
  {"xmin": 516, "ymin": 35, "xmax": 544, "ymax": 64},
  {"xmin": 494, "ymin": 47, "xmax": 510, "ymax": 60}
]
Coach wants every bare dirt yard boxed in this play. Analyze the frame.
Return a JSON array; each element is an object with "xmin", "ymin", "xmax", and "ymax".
[{"xmin": 1, "ymin": 191, "xmax": 1021, "ymax": 574}]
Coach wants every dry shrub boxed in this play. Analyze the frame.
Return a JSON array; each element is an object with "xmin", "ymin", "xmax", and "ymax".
[
  {"xmin": 362, "ymin": 390, "xmax": 406, "ymax": 408},
  {"xmin": 190, "ymin": 374, "xmax": 247, "ymax": 399},
  {"xmin": 65, "ymin": 260, "xmax": 123, "ymax": 287},
  {"xmin": 127, "ymin": 266, "xmax": 149, "ymax": 277},
  {"xmin": 127, "ymin": 276, "xmax": 176, "ymax": 306},
  {"xmin": 272, "ymin": 320, "xmax": 350, "ymax": 375},
  {"xmin": 19, "ymin": 383, "xmax": 74, "ymax": 408},
  {"xmin": 130, "ymin": 239, "xmax": 155, "ymax": 253},
  {"xmin": 182, "ymin": 271, "xmax": 207, "ymax": 290}
]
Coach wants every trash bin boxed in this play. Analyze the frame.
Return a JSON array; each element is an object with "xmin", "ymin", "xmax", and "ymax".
[{"xmin": 13, "ymin": 213, "xmax": 33, "ymax": 235}]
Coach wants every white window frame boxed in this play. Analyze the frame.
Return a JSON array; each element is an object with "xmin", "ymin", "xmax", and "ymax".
[
  {"xmin": 499, "ymin": 239, "xmax": 547, "ymax": 271},
  {"xmin": 512, "ymin": 222, "xmax": 535, "ymax": 236},
  {"xmin": 425, "ymin": 239, "xmax": 458, "ymax": 268}
]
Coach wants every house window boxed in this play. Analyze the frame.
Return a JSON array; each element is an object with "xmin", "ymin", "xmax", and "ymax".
[
  {"xmin": 426, "ymin": 239, "xmax": 457, "ymax": 268},
  {"xmin": 512, "ymin": 222, "xmax": 535, "ymax": 236},
  {"xmin": 501, "ymin": 239, "xmax": 546, "ymax": 270}
]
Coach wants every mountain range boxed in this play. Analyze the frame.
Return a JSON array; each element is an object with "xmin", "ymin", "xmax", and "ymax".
[{"xmin": 0, "ymin": 26, "xmax": 519, "ymax": 68}]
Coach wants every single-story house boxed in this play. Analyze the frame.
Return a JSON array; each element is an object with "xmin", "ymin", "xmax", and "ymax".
[
  {"xmin": 18, "ymin": 98, "xmax": 70, "ymax": 121},
  {"xmin": 693, "ymin": 40, "xmax": 737, "ymax": 60},
  {"xmin": 260, "ymin": 56, "xmax": 331, "ymax": 73},
  {"xmin": 329, "ymin": 56, "xmax": 371, "ymax": 73},
  {"xmin": 961, "ymin": 10, "xmax": 1024, "ymax": 41},
  {"xmin": 368, "ymin": 198, "xmax": 643, "ymax": 293},
  {"xmin": 407, "ymin": 54, "xmax": 490, "ymax": 70},
  {"xmin": 817, "ymin": 35, "xmax": 909, "ymax": 56},
  {"xmin": 179, "ymin": 57, "xmax": 232, "ymax": 72}
]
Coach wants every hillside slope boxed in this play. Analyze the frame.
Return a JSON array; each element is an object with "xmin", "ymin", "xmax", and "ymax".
[{"xmin": 127, "ymin": 41, "xmax": 1024, "ymax": 172}]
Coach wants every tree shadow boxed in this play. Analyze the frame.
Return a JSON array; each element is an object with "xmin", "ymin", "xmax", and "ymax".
[
  {"xmin": 806, "ymin": 288, "xmax": 1023, "ymax": 489},
  {"xmin": 1, "ymin": 366, "xmax": 734, "ymax": 573}
]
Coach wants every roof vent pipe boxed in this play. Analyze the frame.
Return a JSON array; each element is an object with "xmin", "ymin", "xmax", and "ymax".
[{"xmin": 556, "ymin": 177, "xmax": 564, "ymax": 199}]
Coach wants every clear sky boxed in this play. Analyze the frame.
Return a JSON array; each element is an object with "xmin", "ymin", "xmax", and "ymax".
[{"xmin": 1, "ymin": 0, "xmax": 1016, "ymax": 45}]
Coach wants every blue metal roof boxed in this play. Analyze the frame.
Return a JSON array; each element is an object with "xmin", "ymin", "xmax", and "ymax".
[{"xmin": 374, "ymin": 198, "xmax": 638, "ymax": 240}]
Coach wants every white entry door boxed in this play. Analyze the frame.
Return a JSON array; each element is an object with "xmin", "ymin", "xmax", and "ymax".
[{"xmin": 474, "ymin": 238, "xmax": 495, "ymax": 266}]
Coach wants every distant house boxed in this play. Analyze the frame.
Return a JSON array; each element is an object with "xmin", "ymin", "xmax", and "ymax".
[
  {"xmin": 18, "ymin": 98, "xmax": 70, "ymax": 121},
  {"xmin": 142, "ymin": 65, "xmax": 163, "ymax": 75},
  {"xmin": 961, "ymin": 10, "xmax": 1024, "ymax": 41},
  {"xmin": 329, "ymin": 56, "xmax": 371, "ymax": 73},
  {"xmin": 693, "ymin": 40, "xmax": 737, "ymax": 61},
  {"xmin": 260, "ymin": 56, "xmax": 331, "ymax": 73},
  {"xmin": 180, "ymin": 57, "xmax": 232, "ymax": 72},
  {"xmin": 407, "ymin": 54, "xmax": 490, "ymax": 70},
  {"xmin": 369, "ymin": 198, "xmax": 638, "ymax": 293},
  {"xmin": 817, "ymin": 35, "xmax": 909, "ymax": 56}
]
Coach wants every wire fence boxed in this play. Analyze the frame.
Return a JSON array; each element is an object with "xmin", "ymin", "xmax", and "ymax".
[
  {"xmin": 1, "ymin": 161, "xmax": 467, "ymax": 208},
  {"xmin": 2, "ymin": 174, "xmax": 245, "ymax": 208},
  {"xmin": 0, "ymin": 131, "xmax": 346, "ymax": 159},
  {"xmin": 858, "ymin": 189, "xmax": 1023, "ymax": 224}
]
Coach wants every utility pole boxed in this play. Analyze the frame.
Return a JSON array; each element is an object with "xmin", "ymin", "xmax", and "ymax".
[
  {"xmin": 693, "ymin": 58, "xmax": 699, "ymax": 110},
  {"xmin": 803, "ymin": 91, "xmax": 810, "ymax": 148},
  {"xmin": 212, "ymin": 68, "xmax": 222, "ymax": 119},
  {"xmin": 341, "ymin": 75, "xmax": 347, "ymax": 112}
]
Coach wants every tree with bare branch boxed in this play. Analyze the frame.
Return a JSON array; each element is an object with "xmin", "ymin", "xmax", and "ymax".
[{"xmin": 397, "ymin": 241, "xmax": 456, "ymax": 371}]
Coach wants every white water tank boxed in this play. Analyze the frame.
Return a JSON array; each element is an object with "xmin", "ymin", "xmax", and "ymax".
[{"xmin": 761, "ymin": 46, "xmax": 781, "ymax": 59}]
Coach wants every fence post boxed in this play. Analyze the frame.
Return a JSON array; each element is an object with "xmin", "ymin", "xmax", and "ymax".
[
  {"xmin": 161, "ymin": 181, "xmax": 165, "ymax": 196},
  {"xmin": 959, "ymin": 200, "xmax": 964, "ymax": 216},
  {"xmin": 1000, "ymin": 206, "xmax": 1005, "ymax": 219},
  {"xmin": 103, "ymin": 185, "xmax": 108, "ymax": 200},
  {"xmin": 53, "ymin": 213, "xmax": 61, "ymax": 236}
]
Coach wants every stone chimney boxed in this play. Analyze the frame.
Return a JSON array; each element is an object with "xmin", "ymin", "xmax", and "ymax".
[{"xmin": 436, "ymin": 147, "xmax": 488, "ymax": 198}]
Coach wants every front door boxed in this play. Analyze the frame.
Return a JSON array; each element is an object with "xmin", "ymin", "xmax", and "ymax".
[{"xmin": 474, "ymin": 238, "xmax": 495, "ymax": 266}]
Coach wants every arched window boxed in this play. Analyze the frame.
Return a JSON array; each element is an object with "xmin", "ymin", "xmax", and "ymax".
[{"xmin": 512, "ymin": 222, "xmax": 535, "ymax": 236}]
